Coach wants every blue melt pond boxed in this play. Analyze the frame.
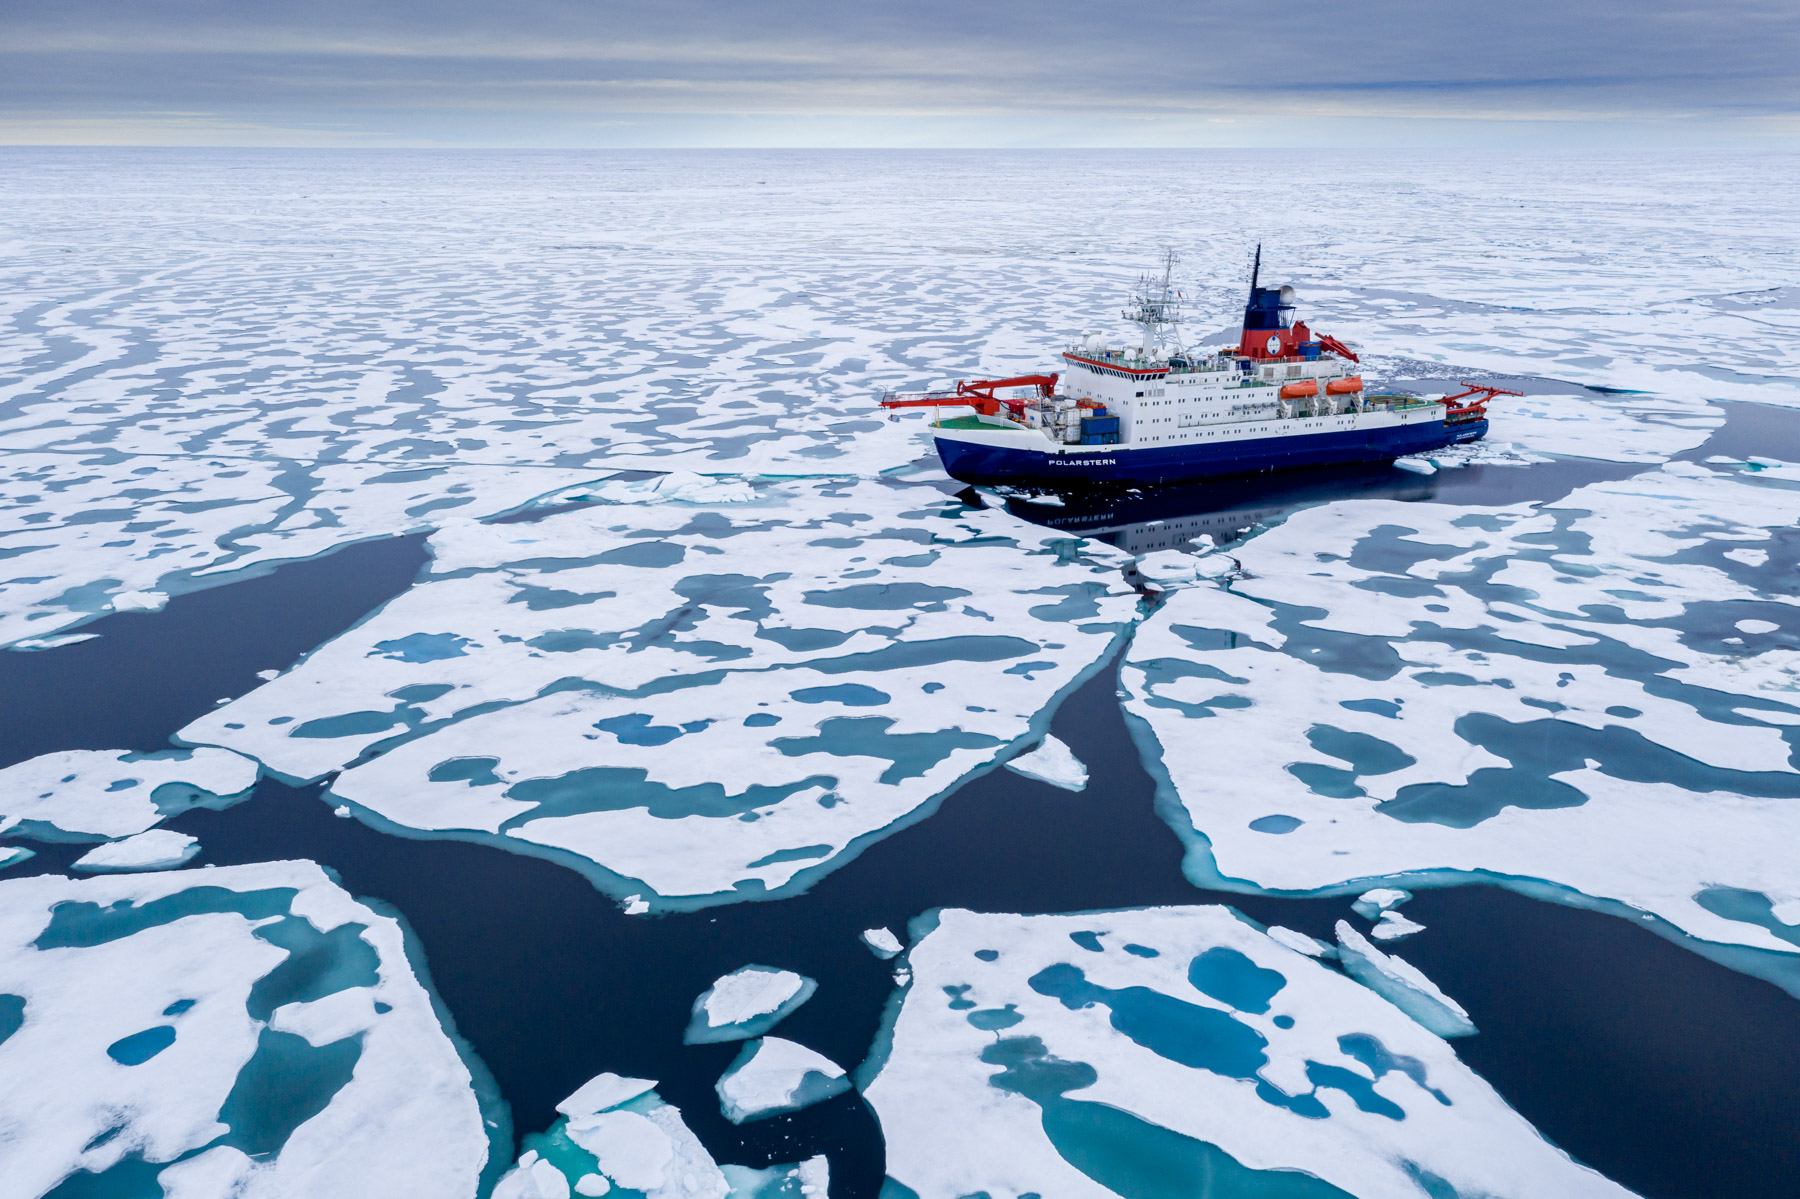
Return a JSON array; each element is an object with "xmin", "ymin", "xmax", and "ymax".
[
  {"xmin": 1249, "ymin": 814, "xmax": 1303, "ymax": 834},
  {"xmin": 1188, "ymin": 947, "xmax": 1287, "ymax": 1015},
  {"xmin": 373, "ymin": 632, "xmax": 471, "ymax": 662},
  {"xmin": 107, "ymin": 1025, "xmax": 176, "ymax": 1065},
  {"xmin": 594, "ymin": 713, "xmax": 709, "ymax": 746}
]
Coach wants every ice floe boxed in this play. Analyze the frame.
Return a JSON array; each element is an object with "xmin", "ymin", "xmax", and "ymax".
[
  {"xmin": 0, "ymin": 747, "xmax": 259, "ymax": 841},
  {"xmin": 72, "ymin": 829, "xmax": 200, "ymax": 872},
  {"xmin": 861, "ymin": 927, "xmax": 904, "ymax": 959},
  {"xmin": 1371, "ymin": 911, "xmax": 1427, "ymax": 942},
  {"xmin": 182, "ymin": 477, "xmax": 1138, "ymax": 908},
  {"xmin": 715, "ymin": 1036, "xmax": 850, "ymax": 1124},
  {"xmin": 1352, "ymin": 888, "xmax": 1413, "ymax": 921},
  {"xmin": 722, "ymin": 1155, "xmax": 829, "ymax": 1198},
  {"xmin": 1335, "ymin": 922, "xmax": 1472, "ymax": 1037},
  {"xmin": 1486, "ymin": 393, "xmax": 1721, "ymax": 463},
  {"xmin": 1122, "ymin": 461, "xmax": 1800, "ymax": 971},
  {"xmin": 1003, "ymin": 734, "xmax": 1088, "ymax": 791},
  {"xmin": 863, "ymin": 906, "xmax": 1631, "ymax": 1198},
  {"xmin": 0, "ymin": 860, "xmax": 502, "ymax": 1197},
  {"xmin": 686, "ymin": 965, "xmax": 816, "ymax": 1044}
]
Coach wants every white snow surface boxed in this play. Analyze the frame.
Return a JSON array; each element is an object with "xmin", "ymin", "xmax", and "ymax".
[
  {"xmin": 699, "ymin": 966, "xmax": 810, "ymax": 1031},
  {"xmin": 0, "ymin": 861, "xmax": 493, "ymax": 1198},
  {"xmin": 182, "ymin": 477, "xmax": 1136, "ymax": 907},
  {"xmin": 71, "ymin": 829, "xmax": 200, "ymax": 872},
  {"xmin": 1372, "ymin": 911, "xmax": 1428, "ymax": 942},
  {"xmin": 558, "ymin": 1072, "xmax": 659, "ymax": 1120},
  {"xmin": 1003, "ymin": 735, "xmax": 1089, "ymax": 791},
  {"xmin": 0, "ymin": 747, "xmax": 259, "ymax": 840},
  {"xmin": 715, "ymin": 1037, "xmax": 849, "ymax": 1124},
  {"xmin": 1122, "ymin": 462, "xmax": 1800, "ymax": 956},
  {"xmin": 861, "ymin": 927, "xmax": 904, "ymax": 959},
  {"xmin": 865, "ymin": 907, "xmax": 1632, "ymax": 1199},
  {"xmin": 561, "ymin": 1093, "xmax": 729, "ymax": 1199}
]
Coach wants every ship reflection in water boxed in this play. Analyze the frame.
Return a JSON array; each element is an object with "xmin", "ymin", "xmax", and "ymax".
[{"xmin": 985, "ymin": 459, "xmax": 1437, "ymax": 557}]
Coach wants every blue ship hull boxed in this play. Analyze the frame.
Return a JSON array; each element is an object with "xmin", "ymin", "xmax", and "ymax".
[{"xmin": 937, "ymin": 417, "xmax": 1486, "ymax": 487}]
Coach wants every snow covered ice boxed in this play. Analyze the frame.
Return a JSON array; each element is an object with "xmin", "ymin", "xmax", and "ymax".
[
  {"xmin": 0, "ymin": 747, "xmax": 258, "ymax": 841},
  {"xmin": 862, "ymin": 906, "xmax": 1630, "ymax": 1199},
  {"xmin": 71, "ymin": 829, "xmax": 201, "ymax": 872},
  {"xmin": 686, "ymin": 965, "xmax": 816, "ymax": 1044},
  {"xmin": 1122, "ymin": 460, "xmax": 1800, "ymax": 972},
  {"xmin": 714, "ymin": 1036, "xmax": 850, "ymax": 1124},
  {"xmin": 181, "ymin": 476, "xmax": 1138, "ymax": 908},
  {"xmin": 861, "ymin": 927, "xmax": 904, "ymax": 959},
  {"xmin": 0, "ymin": 860, "xmax": 500, "ymax": 1198}
]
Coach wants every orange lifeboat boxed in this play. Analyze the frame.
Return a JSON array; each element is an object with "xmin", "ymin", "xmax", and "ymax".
[
  {"xmin": 1326, "ymin": 376, "xmax": 1364, "ymax": 395},
  {"xmin": 1279, "ymin": 379, "xmax": 1318, "ymax": 399}
]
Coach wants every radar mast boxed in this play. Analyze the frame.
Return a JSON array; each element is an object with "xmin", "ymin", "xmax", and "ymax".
[{"xmin": 1124, "ymin": 247, "xmax": 1183, "ymax": 359}]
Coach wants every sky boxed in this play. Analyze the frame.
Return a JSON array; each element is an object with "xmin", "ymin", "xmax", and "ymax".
[{"xmin": 3, "ymin": 0, "xmax": 1797, "ymax": 148}]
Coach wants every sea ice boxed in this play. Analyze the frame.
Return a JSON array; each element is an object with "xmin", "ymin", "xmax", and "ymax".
[
  {"xmin": 1003, "ymin": 734, "xmax": 1089, "ymax": 791},
  {"xmin": 0, "ymin": 846, "xmax": 34, "ymax": 872},
  {"xmin": 496, "ymin": 1073, "xmax": 735, "ymax": 1199},
  {"xmin": 0, "ymin": 747, "xmax": 259, "ymax": 841},
  {"xmin": 71, "ymin": 829, "xmax": 200, "ymax": 872},
  {"xmin": 1265, "ymin": 926, "xmax": 1334, "ymax": 958},
  {"xmin": 861, "ymin": 927, "xmax": 904, "ymax": 959},
  {"xmin": 0, "ymin": 861, "xmax": 501, "ymax": 1197},
  {"xmin": 1122, "ymin": 462, "xmax": 1800, "ymax": 968},
  {"xmin": 1335, "ymin": 922, "xmax": 1474, "ymax": 1037},
  {"xmin": 1371, "ymin": 911, "xmax": 1427, "ymax": 942},
  {"xmin": 721, "ymin": 1155, "xmax": 829, "ymax": 1199},
  {"xmin": 1352, "ymin": 888, "xmax": 1413, "ymax": 921},
  {"xmin": 184, "ymin": 477, "xmax": 1138, "ymax": 908},
  {"xmin": 686, "ymin": 965, "xmax": 816, "ymax": 1044},
  {"xmin": 863, "ymin": 906, "xmax": 1630, "ymax": 1198},
  {"xmin": 715, "ymin": 1037, "xmax": 850, "ymax": 1124}
]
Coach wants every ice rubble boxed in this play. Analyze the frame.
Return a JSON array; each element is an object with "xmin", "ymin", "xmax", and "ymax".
[
  {"xmin": 182, "ymin": 477, "xmax": 1138, "ymax": 908},
  {"xmin": 72, "ymin": 829, "xmax": 201, "ymax": 872},
  {"xmin": 1003, "ymin": 734, "xmax": 1088, "ymax": 791},
  {"xmin": 863, "ymin": 907, "xmax": 1631, "ymax": 1199},
  {"xmin": 494, "ymin": 1069, "xmax": 827, "ymax": 1199},
  {"xmin": 0, "ymin": 861, "xmax": 500, "ymax": 1198},
  {"xmin": 0, "ymin": 747, "xmax": 259, "ymax": 841},
  {"xmin": 1371, "ymin": 911, "xmax": 1427, "ymax": 942},
  {"xmin": 686, "ymin": 965, "xmax": 816, "ymax": 1044},
  {"xmin": 1352, "ymin": 888, "xmax": 1413, "ymax": 920},
  {"xmin": 1121, "ymin": 461, "xmax": 1800, "ymax": 962},
  {"xmin": 715, "ymin": 1036, "xmax": 850, "ymax": 1124}
]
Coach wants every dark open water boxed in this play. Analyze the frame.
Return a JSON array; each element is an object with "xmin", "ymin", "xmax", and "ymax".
[{"xmin": 5, "ymin": 406, "xmax": 1800, "ymax": 1199}]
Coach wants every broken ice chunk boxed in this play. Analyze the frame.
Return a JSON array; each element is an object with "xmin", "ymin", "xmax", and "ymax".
[
  {"xmin": 110, "ymin": 590, "xmax": 168, "ymax": 612},
  {"xmin": 559, "ymin": 1072, "xmax": 659, "ymax": 1120},
  {"xmin": 1335, "ymin": 920, "xmax": 1475, "ymax": 1038},
  {"xmin": 1265, "ymin": 925, "xmax": 1334, "ymax": 958},
  {"xmin": 1394, "ymin": 456, "xmax": 1436, "ymax": 474},
  {"xmin": 1003, "ymin": 734, "xmax": 1088, "ymax": 791},
  {"xmin": 722, "ymin": 1154, "xmax": 830, "ymax": 1198},
  {"xmin": 494, "ymin": 1152, "xmax": 572, "ymax": 1199},
  {"xmin": 0, "ymin": 846, "xmax": 34, "ymax": 872},
  {"xmin": 861, "ymin": 927, "xmax": 904, "ymax": 959},
  {"xmin": 1372, "ymin": 910, "xmax": 1427, "ymax": 941},
  {"xmin": 685, "ymin": 965, "xmax": 816, "ymax": 1044},
  {"xmin": 1352, "ymin": 887, "xmax": 1414, "ymax": 921},
  {"xmin": 715, "ymin": 1037, "xmax": 850, "ymax": 1124},
  {"xmin": 71, "ymin": 829, "xmax": 199, "ymax": 872}
]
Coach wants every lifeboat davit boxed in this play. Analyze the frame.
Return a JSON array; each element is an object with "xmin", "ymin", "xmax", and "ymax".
[
  {"xmin": 1326, "ymin": 376, "xmax": 1364, "ymax": 395},
  {"xmin": 1279, "ymin": 379, "xmax": 1318, "ymax": 399}
]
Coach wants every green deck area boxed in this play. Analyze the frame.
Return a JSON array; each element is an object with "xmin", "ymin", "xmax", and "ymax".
[{"xmin": 935, "ymin": 415, "xmax": 1008, "ymax": 430}]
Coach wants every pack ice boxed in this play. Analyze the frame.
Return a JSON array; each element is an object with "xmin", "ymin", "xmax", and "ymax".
[
  {"xmin": 0, "ymin": 861, "xmax": 500, "ymax": 1198},
  {"xmin": 716, "ymin": 1036, "xmax": 850, "ymax": 1124},
  {"xmin": 864, "ymin": 907, "xmax": 1631, "ymax": 1199},
  {"xmin": 181, "ymin": 477, "xmax": 1138, "ymax": 908},
  {"xmin": 1122, "ymin": 460, "xmax": 1800, "ymax": 967}
]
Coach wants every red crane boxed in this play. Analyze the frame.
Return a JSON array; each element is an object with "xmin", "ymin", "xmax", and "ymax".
[
  {"xmin": 879, "ymin": 374, "xmax": 1059, "ymax": 419},
  {"xmin": 1441, "ymin": 381, "xmax": 1522, "ymax": 420}
]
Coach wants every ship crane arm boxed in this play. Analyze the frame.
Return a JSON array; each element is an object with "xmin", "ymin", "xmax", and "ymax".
[
  {"xmin": 1441, "ymin": 381, "xmax": 1523, "ymax": 414},
  {"xmin": 879, "ymin": 374, "xmax": 1059, "ymax": 418},
  {"xmin": 1315, "ymin": 334, "xmax": 1360, "ymax": 363}
]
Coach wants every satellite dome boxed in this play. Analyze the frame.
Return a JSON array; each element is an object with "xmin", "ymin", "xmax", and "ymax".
[{"xmin": 1278, "ymin": 285, "xmax": 1297, "ymax": 305}]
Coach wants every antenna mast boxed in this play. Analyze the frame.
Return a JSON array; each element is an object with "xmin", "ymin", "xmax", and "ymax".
[{"xmin": 1124, "ymin": 246, "xmax": 1183, "ymax": 359}]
